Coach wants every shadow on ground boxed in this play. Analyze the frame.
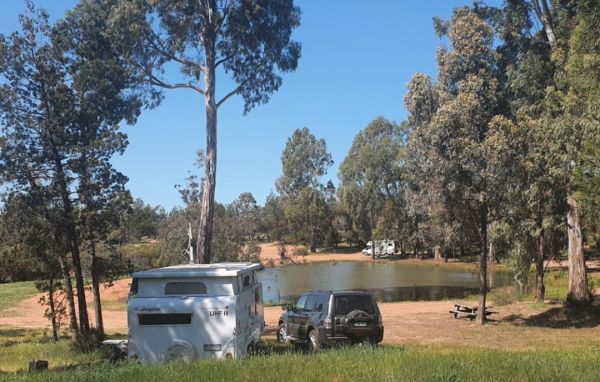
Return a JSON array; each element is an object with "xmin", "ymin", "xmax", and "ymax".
[{"xmin": 501, "ymin": 302, "xmax": 600, "ymax": 328}]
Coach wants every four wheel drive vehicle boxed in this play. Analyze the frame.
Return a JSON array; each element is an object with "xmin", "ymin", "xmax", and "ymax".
[{"xmin": 277, "ymin": 290, "xmax": 384, "ymax": 351}]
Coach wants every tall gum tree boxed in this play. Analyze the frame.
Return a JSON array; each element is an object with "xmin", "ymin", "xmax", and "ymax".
[
  {"xmin": 406, "ymin": 10, "xmax": 507, "ymax": 324},
  {"xmin": 528, "ymin": 0, "xmax": 593, "ymax": 305},
  {"xmin": 78, "ymin": 0, "xmax": 302, "ymax": 263}
]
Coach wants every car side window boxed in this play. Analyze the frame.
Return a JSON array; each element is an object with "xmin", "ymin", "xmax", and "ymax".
[
  {"xmin": 296, "ymin": 295, "xmax": 308, "ymax": 310},
  {"xmin": 315, "ymin": 295, "xmax": 328, "ymax": 312},
  {"xmin": 304, "ymin": 295, "xmax": 316, "ymax": 311}
]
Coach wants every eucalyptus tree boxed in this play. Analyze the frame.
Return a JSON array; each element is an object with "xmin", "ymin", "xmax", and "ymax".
[
  {"xmin": 276, "ymin": 127, "xmax": 334, "ymax": 197},
  {"xmin": 73, "ymin": 0, "xmax": 302, "ymax": 263},
  {"xmin": 339, "ymin": 117, "xmax": 409, "ymax": 244},
  {"xmin": 518, "ymin": 0, "xmax": 596, "ymax": 305},
  {"xmin": 560, "ymin": 0, "xmax": 600, "ymax": 304},
  {"xmin": 276, "ymin": 127, "xmax": 334, "ymax": 251},
  {"xmin": 405, "ymin": 9, "xmax": 510, "ymax": 324}
]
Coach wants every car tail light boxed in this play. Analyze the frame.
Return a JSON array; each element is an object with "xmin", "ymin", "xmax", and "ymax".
[{"xmin": 324, "ymin": 316, "xmax": 333, "ymax": 329}]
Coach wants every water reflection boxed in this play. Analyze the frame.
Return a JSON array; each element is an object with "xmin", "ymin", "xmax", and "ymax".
[{"xmin": 258, "ymin": 261, "xmax": 512, "ymax": 303}]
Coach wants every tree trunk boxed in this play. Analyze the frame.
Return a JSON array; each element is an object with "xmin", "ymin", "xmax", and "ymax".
[
  {"xmin": 486, "ymin": 242, "xmax": 495, "ymax": 289},
  {"xmin": 535, "ymin": 229, "xmax": 546, "ymax": 303},
  {"xmin": 310, "ymin": 227, "xmax": 317, "ymax": 253},
  {"xmin": 532, "ymin": 0, "xmax": 557, "ymax": 49},
  {"xmin": 58, "ymin": 255, "xmax": 78, "ymax": 343},
  {"xmin": 477, "ymin": 206, "xmax": 488, "ymax": 325},
  {"xmin": 49, "ymin": 139, "xmax": 90, "ymax": 334},
  {"xmin": 566, "ymin": 195, "xmax": 591, "ymax": 306},
  {"xmin": 414, "ymin": 219, "xmax": 420, "ymax": 259},
  {"xmin": 90, "ymin": 241, "xmax": 104, "ymax": 336},
  {"xmin": 434, "ymin": 245, "xmax": 443, "ymax": 262},
  {"xmin": 48, "ymin": 276, "xmax": 59, "ymax": 342},
  {"xmin": 197, "ymin": 17, "xmax": 217, "ymax": 264}
]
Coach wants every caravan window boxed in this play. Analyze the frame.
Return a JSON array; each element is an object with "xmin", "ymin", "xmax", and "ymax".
[
  {"xmin": 165, "ymin": 282, "xmax": 207, "ymax": 295},
  {"xmin": 139, "ymin": 313, "xmax": 192, "ymax": 325},
  {"xmin": 129, "ymin": 278, "xmax": 139, "ymax": 297}
]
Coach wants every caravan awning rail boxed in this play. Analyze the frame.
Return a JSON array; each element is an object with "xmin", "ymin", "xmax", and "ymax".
[{"xmin": 132, "ymin": 262, "xmax": 262, "ymax": 278}]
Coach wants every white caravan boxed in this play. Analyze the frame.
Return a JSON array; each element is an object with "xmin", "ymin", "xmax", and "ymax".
[
  {"xmin": 127, "ymin": 262, "xmax": 264, "ymax": 362},
  {"xmin": 362, "ymin": 240, "xmax": 396, "ymax": 257}
]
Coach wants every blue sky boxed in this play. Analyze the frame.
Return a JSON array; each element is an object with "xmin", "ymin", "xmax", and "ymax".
[{"xmin": 1, "ymin": 0, "xmax": 502, "ymax": 210}]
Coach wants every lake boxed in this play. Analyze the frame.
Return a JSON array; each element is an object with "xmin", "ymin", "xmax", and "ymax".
[{"xmin": 258, "ymin": 261, "xmax": 513, "ymax": 303}]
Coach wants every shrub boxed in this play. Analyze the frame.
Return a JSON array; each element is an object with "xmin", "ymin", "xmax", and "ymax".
[{"xmin": 292, "ymin": 246, "xmax": 308, "ymax": 257}]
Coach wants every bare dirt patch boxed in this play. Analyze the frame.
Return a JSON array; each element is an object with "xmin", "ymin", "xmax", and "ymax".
[
  {"xmin": 258, "ymin": 242, "xmax": 364, "ymax": 265},
  {"xmin": 2, "ymin": 249, "xmax": 599, "ymax": 350},
  {"xmin": 3, "ymin": 278, "xmax": 599, "ymax": 351}
]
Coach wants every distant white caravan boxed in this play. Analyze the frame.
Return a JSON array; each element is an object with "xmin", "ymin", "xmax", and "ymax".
[{"xmin": 127, "ymin": 262, "xmax": 264, "ymax": 362}]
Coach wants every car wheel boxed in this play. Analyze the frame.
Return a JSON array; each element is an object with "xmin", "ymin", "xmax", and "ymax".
[
  {"xmin": 277, "ymin": 323, "xmax": 289, "ymax": 343},
  {"xmin": 247, "ymin": 343, "xmax": 255, "ymax": 356},
  {"xmin": 307, "ymin": 329, "xmax": 321, "ymax": 353}
]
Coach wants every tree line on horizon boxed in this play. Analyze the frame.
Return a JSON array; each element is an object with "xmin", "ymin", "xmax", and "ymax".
[{"xmin": 1, "ymin": 0, "xmax": 599, "ymax": 347}]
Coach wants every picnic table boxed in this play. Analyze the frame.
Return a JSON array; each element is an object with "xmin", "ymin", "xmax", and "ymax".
[{"xmin": 449, "ymin": 304, "xmax": 497, "ymax": 321}]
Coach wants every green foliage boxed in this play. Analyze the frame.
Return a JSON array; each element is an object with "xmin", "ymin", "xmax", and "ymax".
[
  {"xmin": 405, "ymin": 10, "xmax": 504, "ymax": 260},
  {"xmin": 273, "ymin": 127, "xmax": 336, "ymax": 250},
  {"xmin": 339, "ymin": 117, "xmax": 409, "ymax": 243},
  {"xmin": 121, "ymin": 242, "xmax": 161, "ymax": 272},
  {"xmin": 276, "ymin": 127, "xmax": 333, "ymax": 196},
  {"xmin": 120, "ymin": 199, "xmax": 166, "ymax": 243}
]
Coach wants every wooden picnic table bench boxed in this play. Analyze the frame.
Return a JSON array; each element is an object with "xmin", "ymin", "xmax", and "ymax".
[{"xmin": 449, "ymin": 304, "xmax": 497, "ymax": 320}]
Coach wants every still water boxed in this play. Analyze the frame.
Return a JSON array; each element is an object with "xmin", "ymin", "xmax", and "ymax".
[{"xmin": 257, "ymin": 261, "xmax": 513, "ymax": 304}]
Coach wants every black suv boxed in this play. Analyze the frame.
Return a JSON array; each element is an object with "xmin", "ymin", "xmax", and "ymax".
[{"xmin": 277, "ymin": 290, "xmax": 384, "ymax": 351}]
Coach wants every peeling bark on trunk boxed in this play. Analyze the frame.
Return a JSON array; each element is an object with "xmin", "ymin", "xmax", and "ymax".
[
  {"xmin": 535, "ymin": 229, "xmax": 546, "ymax": 303},
  {"xmin": 197, "ymin": 14, "xmax": 217, "ymax": 264},
  {"xmin": 58, "ymin": 255, "xmax": 78, "ymax": 342},
  {"xmin": 566, "ymin": 195, "xmax": 591, "ymax": 306},
  {"xmin": 477, "ymin": 206, "xmax": 488, "ymax": 325}
]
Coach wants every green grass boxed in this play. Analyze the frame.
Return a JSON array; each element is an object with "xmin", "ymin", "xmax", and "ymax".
[
  {"xmin": 0, "ymin": 282, "xmax": 38, "ymax": 316},
  {"xmin": 482, "ymin": 270, "xmax": 600, "ymax": 306},
  {"xmin": 2, "ymin": 343, "xmax": 600, "ymax": 382},
  {"xmin": 0, "ymin": 329, "xmax": 101, "ymax": 374}
]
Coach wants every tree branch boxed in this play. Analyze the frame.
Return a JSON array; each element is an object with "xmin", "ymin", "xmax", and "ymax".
[
  {"xmin": 216, "ymin": 62, "xmax": 265, "ymax": 108},
  {"xmin": 147, "ymin": 73, "xmax": 205, "ymax": 95},
  {"xmin": 148, "ymin": 29, "xmax": 205, "ymax": 74},
  {"xmin": 215, "ymin": 55, "xmax": 232, "ymax": 67}
]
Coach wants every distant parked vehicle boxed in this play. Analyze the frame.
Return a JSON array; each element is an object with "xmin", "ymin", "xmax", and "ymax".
[
  {"xmin": 362, "ymin": 240, "xmax": 396, "ymax": 257},
  {"xmin": 126, "ymin": 262, "xmax": 264, "ymax": 362},
  {"xmin": 277, "ymin": 290, "xmax": 384, "ymax": 352}
]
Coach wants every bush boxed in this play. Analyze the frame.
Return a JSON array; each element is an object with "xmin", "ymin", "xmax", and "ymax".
[{"xmin": 292, "ymin": 246, "xmax": 308, "ymax": 257}]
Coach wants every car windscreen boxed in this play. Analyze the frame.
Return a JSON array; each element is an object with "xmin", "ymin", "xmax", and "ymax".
[{"xmin": 334, "ymin": 295, "xmax": 376, "ymax": 315}]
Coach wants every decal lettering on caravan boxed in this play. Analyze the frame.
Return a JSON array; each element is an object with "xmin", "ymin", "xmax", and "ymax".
[
  {"xmin": 136, "ymin": 307, "xmax": 161, "ymax": 313},
  {"xmin": 208, "ymin": 305, "xmax": 229, "ymax": 317}
]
